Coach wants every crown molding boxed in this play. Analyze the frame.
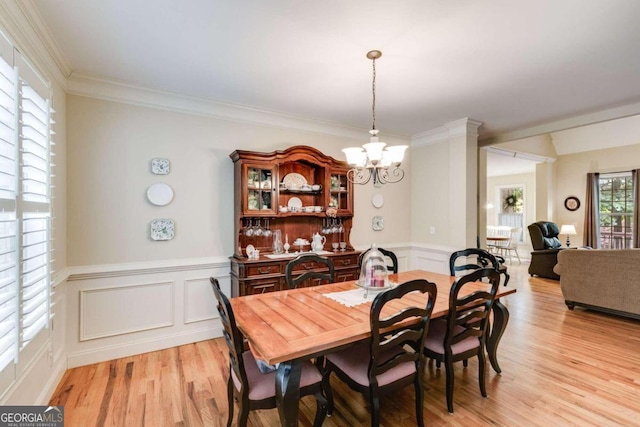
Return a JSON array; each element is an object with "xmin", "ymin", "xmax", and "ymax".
[
  {"xmin": 411, "ymin": 117, "xmax": 483, "ymax": 147},
  {"xmin": 480, "ymin": 101, "xmax": 640, "ymax": 145},
  {"xmin": 0, "ymin": 0, "xmax": 69, "ymax": 89},
  {"xmin": 68, "ymin": 73, "xmax": 412, "ymax": 141}
]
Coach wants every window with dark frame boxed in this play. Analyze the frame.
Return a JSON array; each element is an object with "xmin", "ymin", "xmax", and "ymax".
[{"xmin": 598, "ymin": 173, "xmax": 634, "ymax": 249}]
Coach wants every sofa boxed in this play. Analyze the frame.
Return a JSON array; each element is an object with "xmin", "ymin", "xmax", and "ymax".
[
  {"xmin": 554, "ymin": 249, "xmax": 640, "ymax": 320},
  {"xmin": 528, "ymin": 221, "xmax": 564, "ymax": 280}
]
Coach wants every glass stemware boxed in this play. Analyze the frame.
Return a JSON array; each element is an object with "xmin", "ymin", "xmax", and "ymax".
[
  {"xmin": 264, "ymin": 219, "xmax": 272, "ymax": 237},
  {"xmin": 254, "ymin": 219, "xmax": 263, "ymax": 236},
  {"xmin": 245, "ymin": 218, "xmax": 254, "ymax": 237}
]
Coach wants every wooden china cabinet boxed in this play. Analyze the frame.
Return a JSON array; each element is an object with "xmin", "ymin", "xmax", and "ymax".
[{"xmin": 229, "ymin": 145, "xmax": 360, "ymax": 296}]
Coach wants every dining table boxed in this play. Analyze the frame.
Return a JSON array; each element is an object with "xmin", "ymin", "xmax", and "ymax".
[{"xmin": 230, "ymin": 269, "xmax": 517, "ymax": 427}]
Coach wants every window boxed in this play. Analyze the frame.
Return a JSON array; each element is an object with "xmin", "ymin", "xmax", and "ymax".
[
  {"xmin": 599, "ymin": 173, "xmax": 634, "ymax": 249},
  {"xmin": 0, "ymin": 43, "xmax": 53, "ymax": 372}
]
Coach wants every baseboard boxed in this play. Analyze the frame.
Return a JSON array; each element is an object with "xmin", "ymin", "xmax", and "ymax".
[
  {"xmin": 39, "ymin": 356, "xmax": 67, "ymax": 404},
  {"xmin": 66, "ymin": 326, "xmax": 224, "ymax": 368}
]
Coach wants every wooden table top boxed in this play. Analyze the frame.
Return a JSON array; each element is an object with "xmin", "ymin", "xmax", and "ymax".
[
  {"xmin": 231, "ymin": 269, "xmax": 516, "ymax": 365},
  {"xmin": 486, "ymin": 236, "xmax": 510, "ymax": 241}
]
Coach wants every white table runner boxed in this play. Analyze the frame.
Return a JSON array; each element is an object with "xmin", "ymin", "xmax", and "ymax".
[{"xmin": 322, "ymin": 288, "xmax": 376, "ymax": 307}]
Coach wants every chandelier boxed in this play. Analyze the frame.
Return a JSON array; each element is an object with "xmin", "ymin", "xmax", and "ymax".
[{"xmin": 342, "ymin": 50, "xmax": 408, "ymax": 186}]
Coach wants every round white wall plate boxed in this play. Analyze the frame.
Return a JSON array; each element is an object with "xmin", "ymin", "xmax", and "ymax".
[
  {"xmin": 147, "ymin": 183, "xmax": 174, "ymax": 206},
  {"xmin": 371, "ymin": 193, "xmax": 384, "ymax": 208}
]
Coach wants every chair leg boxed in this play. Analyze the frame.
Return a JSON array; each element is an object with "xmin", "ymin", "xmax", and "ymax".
[
  {"xmin": 479, "ymin": 349, "xmax": 488, "ymax": 398},
  {"xmin": 514, "ymin": 249, "xmax": 521, "ymax": 264},
  {"xmin": 313, "ymin": 391, "xmax": 328, "ymax": 427},
  {"xmin": 322, "ymin": 370, "xmax": 335, "ymax": 416},
  {"xmin": 237, "ymin": 395, "xmax": 250, "ymax": 427},
  {"xmin": 444, "ymin": 356, "xmax": 455, "ymax": 414},
  {"xmin": 226, "ymin": 376, "xmax": 234, "ymax": 427},
  {"xmin": 414, "ymin": 373, "xmax": 425, "ymax": 427},
  {"xmin": 463, "ymin": 359, "xmax": 468, "ymax": 368},
  {"xmin": 369, "ymin": 393, "xmax": 381, "ymax": 427},
  {"xmin": 502, "ymin": 271, "xmax": 510, "ymax": 287}
]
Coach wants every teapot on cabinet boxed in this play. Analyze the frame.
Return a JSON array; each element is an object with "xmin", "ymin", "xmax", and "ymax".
[{"xmin": 311, "ymin": 232, "xmax": 326, "ymax": 252}]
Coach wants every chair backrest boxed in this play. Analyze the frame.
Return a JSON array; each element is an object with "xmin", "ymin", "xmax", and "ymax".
[
  {"xmin": 445, "ymin": 268, "xmax": 500, "ymax": 354},
  {"xmin": 368, "ymin": 279, "xmax": 437, "ymax": 386},
  {"xmin": 507, "ymin": 227, "xmax": 521, "ymax": 249},
  {"xmin": 210, "ymin": 278, "xmax": 248, "ymax": 390},
  {"xmin": 528, "ymin": 221, "xmax": 562, "ymax": 250},
  {"xmin": 285, "ymin": 253, "xmax": 335, "ymax": 289},
  {"xmin": 449, "ymin": 248, "xmax": 499, "ymax": 277},
  {"xmin": 358, "ymin": 247, "xmax": 398, "ymax": 274}
]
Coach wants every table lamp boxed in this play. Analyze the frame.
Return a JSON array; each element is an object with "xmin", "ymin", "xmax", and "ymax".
[{"xmin": 559, "ymin": 224, "xmax": 577, "ymax": 247}]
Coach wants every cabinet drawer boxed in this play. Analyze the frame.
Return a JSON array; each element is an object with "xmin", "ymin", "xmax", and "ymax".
[
  {"xmin": 336, "ymin": 269, "xmax": 359, "ymax": 283},
  {"xmin": 332, "ymin": 255, "xmax": 359, "ymax": 268},
  {"xmin": 290, "ymin": 260, "xmax": 326, "ymax": 272},
  {"xmin": 246, "ymin": 263, "xmax": 282, "ymax": 277},
  {"xmin": 244, "ymin": 277, "xmax": 283, "ymax": 295}
]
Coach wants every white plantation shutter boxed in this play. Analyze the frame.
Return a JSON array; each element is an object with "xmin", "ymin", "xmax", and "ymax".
[
  {"xmin": 18, "ymin": 68, "xmax": 52, "ymax": 349},
  {"xmin": 0, "ymin": 52, "xmax": 18, "ymax": 370},
  {"xmin": 0, "ymin": 36, "xmax": 54, "ymax": 370}
]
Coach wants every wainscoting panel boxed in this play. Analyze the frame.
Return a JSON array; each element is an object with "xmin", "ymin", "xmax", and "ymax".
[
  {"xmin": 411, "ymin": 244, "xmax": 454, "ymax": 274},
  {"xmin": 80, "ymin": 281, "xmax": 174, "ymax": 341},
  {"xmin": 66, "ymin": 257, "xmax": 231, "ymax": 368},
  {"xmin": 184, "ymin": 277, "xmax": 219, "ymax": 324}
]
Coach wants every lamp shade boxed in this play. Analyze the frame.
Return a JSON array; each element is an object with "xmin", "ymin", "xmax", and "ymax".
[
  {"xmin": 342, "ymin": 147, "xmax": 366, "ymax": 167},
  {"xmin": 363, "ymin": 142, "xmax": 386, "ymax": 162},
  {"xmin": 560, "ymin": 224, "xmax": 577, "ymax": 235}
]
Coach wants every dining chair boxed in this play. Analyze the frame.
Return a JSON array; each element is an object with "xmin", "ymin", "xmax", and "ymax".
[
  {"xmin": 422, "ymin": 268, "xmax": 501, "ymax": 414},
  {"xmin": 285, "ymin": 253, "xmax": 335, "ymax": 289},
  {"xmin": 210, "ymin": 277, "xmax": 328, "ymax": 427},
  {"xmin": 322, "ymin": 279, "xmax": 438, "ymax": 427},
  {"xmin": 358, "ymin": 247, "xmax": 398, "ymax": 274},
  {"xmin": 450, "ymin": 247, "xmax": 510, "ymax": 287},
  {"xmin": 502, "ymin": 227, "xmax": 522, "ymax": 264}
]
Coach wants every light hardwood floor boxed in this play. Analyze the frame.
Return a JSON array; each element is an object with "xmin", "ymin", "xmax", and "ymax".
[{"xmin": 50, "ymin": 263, "xmax": 640, "ymax": 426}]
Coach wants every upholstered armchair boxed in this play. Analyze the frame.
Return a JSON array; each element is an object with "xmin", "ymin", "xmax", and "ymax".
[{"xmin": 527, "ymin": 221, "xmax": 564, "ymax": 280}]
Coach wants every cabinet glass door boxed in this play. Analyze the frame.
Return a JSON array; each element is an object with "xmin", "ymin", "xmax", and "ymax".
[
  {"xmin": 329, "ymin": 173, "xmax": 350, "ymax": 211},
  {"xmin": 246, "ymin": 166, "xmax": 275, "ymax": 213}
]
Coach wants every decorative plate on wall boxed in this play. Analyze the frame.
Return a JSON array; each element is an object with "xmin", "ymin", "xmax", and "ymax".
[
  {"xmin": 372, "ymin": 215, "xmax": 384, "ymax": 231},
  {"xmin": 564, "ymin": 196, "xmax": 580, "ymax": 211},
  {"xmin": 151, "ymin": 158, "xmax": 170, "ymax": 175},
  {"xmin": 150, "ymin": 218, "xmax": 175, "ymax": 240},
  {"xmin": 147, "ymin": 183, "xmax": 174, "ymax": 206},
  {"xmin": 371, "ymin": 193, "xmax": 384, "ymax": 208}
]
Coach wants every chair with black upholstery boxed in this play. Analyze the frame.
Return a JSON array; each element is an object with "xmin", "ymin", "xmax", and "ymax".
[
  {"xmin": 450, "ymin": 248, "xmax": 510, "ymax": 287},
  {"xmin": 528, "ymin": 221, "xmax": 563, "ymax": 280},
  {"xmin": 285, "ymin": 253, "xmax": 335, "ymax": 289},
  {"xmin": 323, "ymin": 279, "xmax": 437, "ymax": 427},
  {"xmin": 358, "ymin": 247, "xmax": 398, "ymax": 274},
  {"xmin": 422, "ymin": 268, "xmax": 500, "ymax": 414},
  {"xmin": 210, "ymin": 277, "xmax": 328, "ymax": 427}
]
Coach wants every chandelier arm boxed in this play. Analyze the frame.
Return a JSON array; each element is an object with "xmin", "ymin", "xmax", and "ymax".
[
  {"xmin": 376, "ymin": 166, "xmax": 405, "ymax": 184},
  {"xmin": 346, "ymin": 168, "xmax": 373, "ymax": 185}
]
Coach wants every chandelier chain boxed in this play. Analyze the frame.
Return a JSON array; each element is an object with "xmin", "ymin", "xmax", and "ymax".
[{"xmin": 371, "ymin": 56, "xmax": 376, "ymax": 131}]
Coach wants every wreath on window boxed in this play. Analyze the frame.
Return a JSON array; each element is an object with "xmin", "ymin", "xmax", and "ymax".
[{"xmin": 504, "ymin": 195, "xmax": 518, "ymax": 209}]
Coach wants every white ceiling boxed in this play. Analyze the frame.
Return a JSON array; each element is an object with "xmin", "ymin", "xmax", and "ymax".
[{"xmin": 29, "ymin": 0, "xmax": 640, "ymax": 139}]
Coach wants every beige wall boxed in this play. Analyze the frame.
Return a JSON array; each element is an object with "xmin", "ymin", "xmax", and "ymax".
[
  {"xmin": 410, "ymin": 141, "xmax": 450, "ymax": 245},
  {"xmin": 554, "ymin": 143, "xmax": 640, "ymax": 247},
  {"xmin": 66, "ymin": 95, "xmax": 412, "ymax": 266}
]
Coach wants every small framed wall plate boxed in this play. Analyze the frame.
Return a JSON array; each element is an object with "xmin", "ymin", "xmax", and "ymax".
[
  {"xmin": 151, "ymin": 158, "xmax": 170, "ymax": 175},
  {"xmin": 147, "ymin": 183, "xmax": 174, "ymax": 206},
  {"xmin": 150, "ymin": 218, "xmax": 175, "ymax": 241},
  {"xmin": 372, "ymin": 215, "xmax": 384, "ymax": 231},
  {"xmin": 564, "ymin": 196, "xmax": 580, "ymax": 211}
]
